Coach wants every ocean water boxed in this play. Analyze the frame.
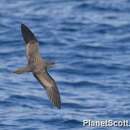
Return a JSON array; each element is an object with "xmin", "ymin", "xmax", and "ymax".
[{"xmin": 0, "ymin": 0, "xmax": 130, "ymax": 130}]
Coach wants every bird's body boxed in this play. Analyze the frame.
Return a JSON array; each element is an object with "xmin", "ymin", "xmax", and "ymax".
[
  {"xmin": 26, "ymin": 40, "xmax": 44, "ymax": 73},
  {"xmin": 14, "ymin": 24, "xmax": 61, "ymax": 109}
]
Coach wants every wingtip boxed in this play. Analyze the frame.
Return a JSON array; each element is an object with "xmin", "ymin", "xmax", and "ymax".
[
  {"xmin": 21, "ymin": 24, "xmax": 26, "ymax": 32},
  {"xmin": 21, "ymin": 23, "xmax": 26, "ymax": 29},
  {"xmin": 21, "ymin": 24, "xmax": 29, "ymax": 33},
  {"xmin": 57, "ymin": 105, "xmax": 61, "ymax": 109},
  {"xmin": 21, "ymin": 23, "xmax": 37, "ymax": 44},
  {"xmin": 54, "ymin": 98, "xmax": 61, "ymax": 109},
  {"xmin": 54, "ymin": 101, "xmax": 61, "ymax": 109}
]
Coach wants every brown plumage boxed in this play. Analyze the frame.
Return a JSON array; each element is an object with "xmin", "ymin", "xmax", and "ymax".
[{"xmin": 14, "ymin": 24, "xmax": 61, "ymax": 109}]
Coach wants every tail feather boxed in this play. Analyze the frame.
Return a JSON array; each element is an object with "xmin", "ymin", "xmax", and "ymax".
[{"xmin": 13, "ymin": 66, "xmax": 31, "ymax": 74}]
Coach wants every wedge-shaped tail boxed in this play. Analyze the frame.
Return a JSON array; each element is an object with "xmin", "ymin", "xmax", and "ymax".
[{"xmin": 14, "ymin": 66, "xmax": 31, "ymax": 74}]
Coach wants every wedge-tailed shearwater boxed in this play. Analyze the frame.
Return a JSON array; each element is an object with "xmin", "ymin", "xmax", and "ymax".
[{"xmin": 14, "ymin": 24, "xmax": 61, "ymax": 109}]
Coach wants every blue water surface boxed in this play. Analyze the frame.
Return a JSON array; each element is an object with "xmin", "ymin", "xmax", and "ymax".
[{"xmin": 0, "ymin": 0, "xmax": 130, "ymax": 130}]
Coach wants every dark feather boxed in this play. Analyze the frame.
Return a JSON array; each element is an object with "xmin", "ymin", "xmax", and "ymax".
[
  {"xmin": 33, "ymin": 72, "xmax": 61, "ymax": 109},
  {"xmin": 21, "ymin": 24, "xmax": 37, "ymax": 44}
]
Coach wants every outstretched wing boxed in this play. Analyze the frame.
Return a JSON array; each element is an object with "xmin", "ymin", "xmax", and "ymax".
[
  {"xmin": 33, "ymin": 71, "xmax": 61, "ymax": 109},
  {"xmin": 21, "ymin": 24, "xmax": 40, "ymax": 63},
  {"xmin": 21, "ymin": 24, "xmax": 38, "ymax": 44}
]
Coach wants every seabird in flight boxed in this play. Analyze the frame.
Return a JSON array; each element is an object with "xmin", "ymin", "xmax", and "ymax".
[{"xmin": 14, "ymin": 24, "xmax": 61, "ymax": 109}]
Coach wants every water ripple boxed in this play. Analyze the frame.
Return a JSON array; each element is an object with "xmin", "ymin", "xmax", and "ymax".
[{"xmin": 0, "ymin": 0, "xmax": 130, "ymax": 130}]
